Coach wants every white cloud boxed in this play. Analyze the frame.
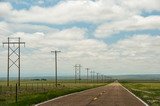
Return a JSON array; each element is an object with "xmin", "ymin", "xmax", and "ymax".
[
  {"xmin": 0, "ymin": 2, "xmax": 12, "ymax": 20},
  {"xmin": 1, "ymin": 0, "xmax": 159, "ymax": 24},
  {"xmin": 122, "ymin": 0, "xmax": 160, "ymax": 12},
  {"xmin": 0, "ymin": 21, "xmax": 57, "ymax": 38},
  {"xmin": 9, "ymin": 27, "xmax": 86, "ymax": 49},
  {"xmin": 111, "ymin": 35, "xmax": 160, "ymax": 57},
  {"xmin": 47, "ymin": 27, "xmax": 86, "ymax": 40},
  {"xmin": 1, "ymin": 28, "xmax": 160, "ymax": 75},
  {"xmin": 95, "ymin": 15, "xmax": 160, "ymax": 38},
  {"xmin": 99, "ymin": 35, "xmax": 160, "ymax": 74},
  {"xmin": 0, "ymin": 0, "xmax": 160, "ymax": 76}
]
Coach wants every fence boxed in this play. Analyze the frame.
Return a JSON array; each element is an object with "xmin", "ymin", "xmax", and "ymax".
[{"xmin": 0, "ymin": 82, "xmax": 63, "ymax": 104}]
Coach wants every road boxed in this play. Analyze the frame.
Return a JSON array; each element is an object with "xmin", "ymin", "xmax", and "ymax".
[{"xmin": 36, "ymin": 82, "xmax": 147, "ymax": 106}]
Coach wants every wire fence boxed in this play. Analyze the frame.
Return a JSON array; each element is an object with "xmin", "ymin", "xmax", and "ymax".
[
  {"xmin": 0, "ymin": 78, "xmax": 113, "ymax": 104},
  {"xmin": 0, "ymin": 82, "xmax": 65, "ymax": 104}
]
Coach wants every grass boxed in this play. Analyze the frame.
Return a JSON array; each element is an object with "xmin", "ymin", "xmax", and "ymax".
[
  {"xmin": 0, "ymin": 80, "xmax": 106, "ymax": 106},
  {"xmin": 122, "ymin": 82, "xmax": 160, "ymax": 106}
]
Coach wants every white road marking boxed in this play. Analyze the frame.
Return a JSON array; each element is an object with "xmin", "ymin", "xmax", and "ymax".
[{"xmin": 93, "ymin": 97, "xmax": 98, "ymax": 100}]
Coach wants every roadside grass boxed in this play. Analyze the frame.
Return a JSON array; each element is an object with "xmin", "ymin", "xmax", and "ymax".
[
  {"xmin": 0, "ymin": 80, "xmax": 106, "ymax": 106},
  {"xmin": 122, "ymin": 82, "xmax": 160, "ymax": 106}
]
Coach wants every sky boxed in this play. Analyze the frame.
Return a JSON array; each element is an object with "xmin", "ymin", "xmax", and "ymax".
[{"xmin": 0, "ymin": 0, "xmax": 160, "ymax": 77}]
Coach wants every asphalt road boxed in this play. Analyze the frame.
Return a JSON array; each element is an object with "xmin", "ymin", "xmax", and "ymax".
[{"xmin": 36, "ymin": 82, "xmax": 147, "ymax": 106}]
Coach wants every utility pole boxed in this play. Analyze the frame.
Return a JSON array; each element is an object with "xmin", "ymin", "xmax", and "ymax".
[
  {"xmin": 85, "ymin": 68, "xmax": 89, "ymax": 83},
  {"xmin": 51, "ymin": 50, "xmax": 61, "ymax": 87},
  {"xmin": 105, "ymin": 75, "xmax": 107, "ymax": 83},
  {"xmin": 3, "ymin": 37, "xmax": 25, "ymax": 86},
  {"xmin": 90, "ymin": 71, "xmax": 92, "ymax": 83},
  {"xmin": 93, "ymin": 71, "xmax": 95, "ymax": 83},
  {"xmin": 101, "ymin": 75, "xmax": 104, "ymax": 83},
  {"xmin": 74, "ymin": 64, "xmax": 78, "ymax": 84},
  {"xmin": 78, "ymin": 64, "xmax": 82, "ymax": 83},
  {"xmin": 74, "ymin": 64, "xmax": 81, "ymax": 83},
  {"xmin": 96, "ymin": 73, "xmax": 99, "ymax": 83}
]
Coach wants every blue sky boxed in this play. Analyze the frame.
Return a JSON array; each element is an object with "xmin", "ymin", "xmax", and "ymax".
[{"xmin": 0, "ymin": 0, "xmax": 160, "ymax": 77}]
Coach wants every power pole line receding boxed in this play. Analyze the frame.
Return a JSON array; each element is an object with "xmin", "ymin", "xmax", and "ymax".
[
  {"xmin": 78, "ymin": 64, "xmax": 82, "ymax": 83},
  {"xmin": 74, "ymin": 64, "xmax": 81, "ymax": 83},
  {"xmin": 3, "ymin": 37, "xmax": 25, "ymax": 86},
  {"xmin": 96, "ymin": 73, "xmax": 99, "ymax": 83},
  {"xmin": 101, "ymin": 75, "xmax": 104, "ymax": 83},
  {"xmin": 93, "ymin": 71, "xmax": 95, "ymax": 83},
  {"xmin": 74, "ymin": 64, "xmax": 78, "ymax": 84},
  {"xmin": 51, "ymin": 50, "xmax": 61, "ymax": 87},
  {"xmin": 85, "ymin": 68, "xmax": 89, "ymax": 83},
  {"xmin": 90, "ymin": 71, "xmax": 93, "ymax": 83}
]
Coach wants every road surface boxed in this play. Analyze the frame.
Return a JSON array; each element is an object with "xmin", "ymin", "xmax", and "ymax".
[{"xmin": 36, "ymin": 82, "xmax": 147, "ymax": 106}]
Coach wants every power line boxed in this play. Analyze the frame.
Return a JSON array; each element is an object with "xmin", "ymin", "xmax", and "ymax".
[{"xmin": 0, "ymin": 26, "xmax": 15, "ymax": 35}]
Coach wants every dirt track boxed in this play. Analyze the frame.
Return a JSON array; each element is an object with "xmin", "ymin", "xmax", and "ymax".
[{"xmin": 36, "ymin": 82, "xmax": 147, "ymax": 106}]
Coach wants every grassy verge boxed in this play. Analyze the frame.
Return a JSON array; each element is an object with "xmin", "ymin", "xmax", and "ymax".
[
  {"xmin": 0, "ymin": 82, "xmax": 106, "ymax": 106},
  {"xmin": 122, "ymin": 82, "xmax": 160, "ymax": 106}
]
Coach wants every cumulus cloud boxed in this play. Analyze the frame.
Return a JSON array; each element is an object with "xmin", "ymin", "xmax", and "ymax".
[
  {"xmin": 99, "ymin": 34, "xmax": 160, "ymax": 74},
  {"xmin": 111, "ymin": 35, "xmax": 160, "ymax": 58},
  {"xmin": 0, "ymin": 2, "xmax": 12, "ymax": 20},
  {"xmin": 95, "ymin": 15, "xmax": 160, "ymax": 38},
  {"xmin": 9, "ymin": 27, "xmax": 86, "ymax": 49},
  {"xmin": 0, "ymin": 0, "xmax": 160, "ymax": 76},
  {"xmin": 2, "ymin": 32, "xmax": 160, "ymax": 75},
  {"xmin": 122, "ymin": 0, "xmax": 160, "ymax": 12},
  {"xmin": 0, "ymin": 0, "xmax": 159, "ymax": 24}
]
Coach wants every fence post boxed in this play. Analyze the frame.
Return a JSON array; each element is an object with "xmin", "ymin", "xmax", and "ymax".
[
  {"xmin": 10, "ymin": 85, "xmax": 12, "ymax": 92},
  {"xmin": 32, "ymin": 83, "xmax": 33, "ymax": 90},
  {"xmin": 26, "ymin": 83, "xmax": 27, "ymax": 91},
  {"xmin": 15, "ymin": 83, "xmax": 18, "ymax": 103},
  {"xmin": 36, "ymin": 83, "xmax": 38, "ymax": 93},
  {"xmin": 0, "ymin": 85, "xmax": 2, "ymax": 94}
]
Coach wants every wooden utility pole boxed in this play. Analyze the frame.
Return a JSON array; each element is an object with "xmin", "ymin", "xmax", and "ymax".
[{"xmin": 51, "ymin": 50, "xmax": 61, "ymax": 87}]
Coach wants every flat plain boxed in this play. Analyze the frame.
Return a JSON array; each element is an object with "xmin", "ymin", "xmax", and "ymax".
[
  {"xmin": 122, "ymin": 82, "xmax": 160, "ymax": 106},
  {"xmin": 0, "ymin": 80, "xmax": 105, "ymax": 106},
  {"xmin": 1, "ymin": 80, "xmax": 160, "ymax": 106}
]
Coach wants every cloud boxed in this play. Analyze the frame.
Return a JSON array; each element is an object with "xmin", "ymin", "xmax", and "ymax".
[
  {"xmin": 0, "ymin": 0, "xmax": 159, "ymax": 24},
  {"xmin": 9, "ymin": 27, "xmax": 86, "ymax": 49},
  {"xmin": 0, "ymin": 0, "xmax": 160, "ymax": 76},
  {"xmin": 122, "ymin": 0, "xmax": 160, "ymax": 12},
  {"xmin": 1, "ymin": 26, "xmax": 160, "ymax": 75},
  {"xmin": 95, "ymin": 15, "xmax": 160, "ymax": 38},
  {"xmin": 0, "ymin": 2, "xmax": 12, "ymax": 20},
  {"xmin": 111, "ymin": 35, "xmax": 160, "ymax": 57},
  {"xmin": 0, "ymin": 22, "xmax": 56, "ymax": 37},
  {"xmin": 101, "ymin": 34, "xmax": 160, "ymax": 74}
]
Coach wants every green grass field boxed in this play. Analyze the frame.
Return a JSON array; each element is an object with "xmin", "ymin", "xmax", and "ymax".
[
  {"xmin": 122, "ymin": 82, "xmax": 160, "ymax": 106},
  {"xmin": 0, "ymin": 80, "xmax": 106, "ymax": 106}
]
